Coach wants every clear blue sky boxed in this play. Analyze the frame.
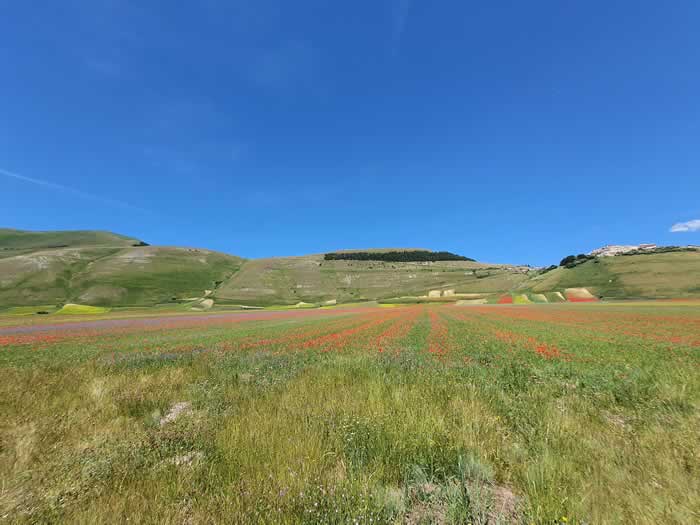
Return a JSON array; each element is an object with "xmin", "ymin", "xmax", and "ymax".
[{"xmin": 2, "ymin": 1, "xmax": 699, "ymax": 265}]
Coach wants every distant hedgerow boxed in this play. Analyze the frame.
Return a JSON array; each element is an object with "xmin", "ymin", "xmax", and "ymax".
[
  {"xmin": 560, "ymin": 254, "xmax": 594, "ymax": 268},
  {"xmin": 324, "ymin": 250, "xmax": 475, "ymax": 262}
]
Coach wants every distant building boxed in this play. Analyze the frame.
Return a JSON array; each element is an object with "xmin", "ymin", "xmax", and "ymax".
[{"xmin": 589, "ymin": 244, "xmax": 657, "ymax": 257}]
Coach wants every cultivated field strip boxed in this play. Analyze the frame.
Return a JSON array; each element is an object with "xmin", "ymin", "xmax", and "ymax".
[
  {"xmin": 458, "ymin": 305, "xmax": 700, "ymax": 347},
  {"xmin": 0, "ymin": 307, "xmax": 379, "ymax": 347}
]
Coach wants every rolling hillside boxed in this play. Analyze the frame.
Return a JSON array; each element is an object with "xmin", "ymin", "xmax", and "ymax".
[
  {"xmin": 1, "ymin": 229, "xmax": 699, "ymax": 308},
  {"xmin": 214, "ymin": 253, "xmax": 529, "ymax": 306},
  {"xmin": 522, "ymin": 251, "xmax": 700, "ymax": 299},
  {"xmin": 0, "ymin": 230, "xmax": 244, "ymax": 306},
  {"xmin": 0, "ymin": 228, "xmax": 140, "ymax": 256}
]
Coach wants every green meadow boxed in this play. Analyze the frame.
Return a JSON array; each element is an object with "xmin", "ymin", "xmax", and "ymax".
[{"xmin": 1, "ymin": 303, "xmax": 698, "ymax": 523}]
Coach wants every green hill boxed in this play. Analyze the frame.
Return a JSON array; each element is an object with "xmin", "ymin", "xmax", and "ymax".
[
  {"xmin": 214, "ymin": 252, "xmax": 529, "ymax": 306},
  {"xmin": 0, "ymin": 230, "xmax": 244, "ymax": 307},
  {"xmin": 522, "ymin": 251, "xmax": 700, "ymax": 299},
  {"xmin": 2, "ymin": 229, "xmax": 699, "ymax": 308},
  {"xmin": 0, "ymin": 229, "xmax": 141, "ymax": 255}
]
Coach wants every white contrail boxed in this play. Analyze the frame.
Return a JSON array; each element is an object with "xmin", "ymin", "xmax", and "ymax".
[{"xmin": 0, "ymin": 167, "xmax": 146, "ymax": 212}]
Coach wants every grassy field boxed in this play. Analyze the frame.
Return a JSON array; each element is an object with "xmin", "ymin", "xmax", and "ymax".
[
  {"xmin": 55, "ymin": 304, "xmax": 111, "ymax": 315},
  {"xmin": 523, "ymin": 252, "xmax": 700, "ymax": 299},
  {"xmin": 1, "ymin": 303, "xmax": 698, "ymax": 523}
]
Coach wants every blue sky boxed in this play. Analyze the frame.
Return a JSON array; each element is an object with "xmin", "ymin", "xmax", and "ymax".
[{"xmin": 2, "ymin": 1, "xmax": 699, "ymax": 265}]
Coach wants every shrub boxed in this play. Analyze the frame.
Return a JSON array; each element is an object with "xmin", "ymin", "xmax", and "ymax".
[
  {"xmin": 559, "ymin": 255, "xmax": 577, "ymax": 267},
  {"xmin": 560, "ymin": 254, "xmax": 594, "ymax": 268}
]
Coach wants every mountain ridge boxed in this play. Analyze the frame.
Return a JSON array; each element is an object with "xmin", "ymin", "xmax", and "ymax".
[{"xmin": 1, "ymin": 228, "xmax": 698, "ymax": 307}]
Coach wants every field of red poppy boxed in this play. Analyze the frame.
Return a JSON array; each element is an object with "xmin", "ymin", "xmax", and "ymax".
[{"xmin": 1, "ymin": 302, "xmax": 698, "ymax": 523}]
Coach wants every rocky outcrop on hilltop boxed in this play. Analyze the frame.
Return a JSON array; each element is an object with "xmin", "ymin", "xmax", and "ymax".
[{"xmin": 589, "ymin": 244, "xmax": 657, "ymax": 257}]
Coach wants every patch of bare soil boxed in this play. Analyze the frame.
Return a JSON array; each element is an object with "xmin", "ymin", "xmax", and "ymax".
[
  {"xmin": 160, "ymin": 401, "xmax": 192, "ymax": 426},
  {"xmin": 488, "ymin": 484, "xmax": 521, "ymax": 523}
]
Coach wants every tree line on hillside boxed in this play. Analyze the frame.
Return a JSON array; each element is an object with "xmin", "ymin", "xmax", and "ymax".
[
  {"xmin": 559, "ymin": 254, "xmax": 594, "ymax": 268},
  {"xmin": 323, "ymin": 250, "xmax": 475, "ymax": 262}
]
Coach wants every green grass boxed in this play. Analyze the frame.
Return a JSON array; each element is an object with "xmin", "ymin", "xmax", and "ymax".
[
  {"xmin": 544, "ymin": 292, "xmax": 566, "ymax": 303},
  {"xmin": 379, "ymin": 297, "xmax": 461, "ymax": 304},
  {"xmin": 512, "ymin": 294, "xmax": 531, "ymax": 304},
  {"xmin": 1, "ymin": 304, "xmax": 698, "ymax": 523},
  {"xmin": 525, "ymin": 252, "xmax": 700, "ymax": 299},
  {"xmin": 0, "ymin": 245, "xmax": 244, "ymax": 308},
  {"xmin": 56, "ymin": 304, "xmax": 111, "ymax": 315},
  {"xmin": 0, "ymin": 228, "xmax": 140, "ymax": 251},
  {"xmin": 528, "ymin": 293, "xmax": 548, "ymax": 303},
  {"xmin": 72, "ymin": 247, "xmax": 244, "ymax": 306},
  {"xmin": 4, "ymin": 231, "xmax": 698, "ymax": 311},
  {"xmin": 526, "ymin": 259, "xmax": 621, "ymax": 297},
  {"xmin": 215, "ymin": 255, "xmax": 527, "ymax": 306},
  {"xmin": 263, "ymin": 303, "xmax": 319, "ymax": 310},
  {"xmin": 1, "ymin": 305, "xmax": 57, "ymax": 315}
]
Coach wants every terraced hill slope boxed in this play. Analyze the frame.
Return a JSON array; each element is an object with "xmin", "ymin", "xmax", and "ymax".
[{"xmin": 214, "ymin": 253, "xmax": 530, "ymax": 305}]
